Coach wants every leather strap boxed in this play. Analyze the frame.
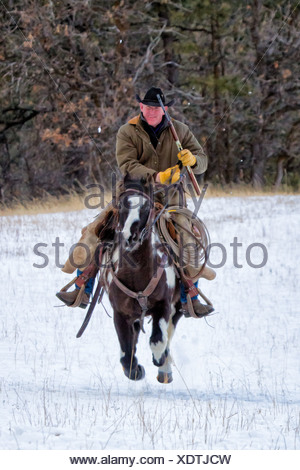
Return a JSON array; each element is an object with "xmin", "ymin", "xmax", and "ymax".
[
  {"xmin": 76, "ymin": 279, "xmax": 104, "ymax": 338},
  {"xmin": 76, "ymin": 263, "xmax": 98, "ymax": 287},
  {"xmin": 111, "ymin": 253, "xmax": 168, "ymax": 307},
  {"xmin": 70, "ymin": 284, "xmax": 86, "ymax": 308}
]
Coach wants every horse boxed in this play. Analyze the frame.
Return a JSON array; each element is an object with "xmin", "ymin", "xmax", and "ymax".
[{"xmin": 102, "ymin": 175, "xmax": 183, "ymax": 383}]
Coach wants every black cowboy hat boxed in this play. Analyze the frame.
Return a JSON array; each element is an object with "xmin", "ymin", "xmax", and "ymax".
[{"xmin": 136, "ymin": 87, "xmax": 175, "ymax": 107}]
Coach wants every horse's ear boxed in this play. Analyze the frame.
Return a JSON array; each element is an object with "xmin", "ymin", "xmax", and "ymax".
[
  {"xmin": 123, "ymin": 172, "xmax": 133, "ymax": 188},
  {"xmin": 141, "ymin": 173, "xmax": 153, "ymax": 186},
  {"xmin": 124, "ymin": 172, "xmax": 131, "ymax": 183}
]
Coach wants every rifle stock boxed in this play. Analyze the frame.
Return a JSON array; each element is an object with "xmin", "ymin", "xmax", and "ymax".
[{"xmin": 156, "ymin": 94, "xmax": 201, "ymax": 196}]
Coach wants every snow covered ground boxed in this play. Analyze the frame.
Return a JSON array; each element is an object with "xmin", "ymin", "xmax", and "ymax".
[{"xmin": 0, "ymin": 195, "xmax": 299, "ymax": 450}]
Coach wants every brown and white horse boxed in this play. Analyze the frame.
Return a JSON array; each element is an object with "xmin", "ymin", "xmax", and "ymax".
[{"xmin": 104, "ymin": 176, "xmax": 182, "ymax": 383}]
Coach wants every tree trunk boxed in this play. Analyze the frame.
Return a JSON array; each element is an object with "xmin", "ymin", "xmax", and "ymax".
[
  {"xmin": 0, "ymin": 133, "xmax": 11, "ymax": 202},
  {"xmin": 273, "ymin": 156, "xmax": 285, "ymax": 188},
  {"xmin": 273, "ymin": 154, "xmax": 290, "ymax": 189},
  {"xmin": 249, "ymin": 0, "xmax": 266, "ymax": 188},
  {"xmin": 211, "ymin": 11, "xmax": 228, "ymax": 185},
  {"xmin": 251, "ymin": 138, "xmax": 265, "ymax": 188},
  {"xmin": 158, "ymin": 3, "xmax": 178, "ymax": 85}
]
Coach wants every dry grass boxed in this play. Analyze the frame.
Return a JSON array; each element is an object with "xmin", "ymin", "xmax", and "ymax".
[
  {"xmin": 0, "ymin": 194, "xmax": 85, "ymax": 217},
  {"xmin": 205, "ymin": 183, "xmax": 299, "ymax": 198},
  {"xmin": 0, "ymin": 190, "xmax": 113, "ymax": 217},
  {"xmin": 0, "ymin": 184, "xmax": 298, "ymax": 217}
]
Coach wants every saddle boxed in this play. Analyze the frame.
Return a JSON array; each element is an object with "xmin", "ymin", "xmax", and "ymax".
[{"xmin": 95, "ymin": 207, "xmax": 119, "ymax": 241}]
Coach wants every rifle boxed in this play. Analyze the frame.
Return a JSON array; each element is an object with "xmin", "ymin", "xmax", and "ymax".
[{"xmin": 156, "ymin": 94, "xmax": 201, "ymax": 196}]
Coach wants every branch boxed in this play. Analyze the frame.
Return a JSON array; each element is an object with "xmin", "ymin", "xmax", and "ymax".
[
  {"xmin": 0, "ymin": 108, "xmax": 40, "ymax": 132},
  {"xmin": 268, "ymin": 103, "xmax": 300, "ymax": 119},
  {"xmin": 174, "ymin": 24, "xmax": 212, "ymax": 34},
  {"xmin": 132, "ymin": 24, "xmax": 167, "ymax": 84}
]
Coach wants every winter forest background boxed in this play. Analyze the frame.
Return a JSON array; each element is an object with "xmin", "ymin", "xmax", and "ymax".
[{"xmin": 0, "ymin": 0, "xmax": 300, "ymax": 203}]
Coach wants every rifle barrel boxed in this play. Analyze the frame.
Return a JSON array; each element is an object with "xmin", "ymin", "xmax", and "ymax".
[{"xmin": 156, "ymin": 94, "xmax": 201, "ymax": 196}]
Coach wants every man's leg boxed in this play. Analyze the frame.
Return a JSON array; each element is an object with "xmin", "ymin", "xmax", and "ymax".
[
  {"xmin": 162, "ymin": 188, "xmax": 215, "ymax": 318},
  {"xmin": 61, "ymin": 202, "xmax": 114, "ymax": 274},
  {"xmin": 180, "ymin": 280, "xmax": 214, "ymax": 318},
  {"xmin": 56, "ymin": 269, "xmax": 95, "ymax": 309}
]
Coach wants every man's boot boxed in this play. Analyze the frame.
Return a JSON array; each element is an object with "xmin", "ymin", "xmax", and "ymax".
[
  {"xmin": 181, "ymin": 298, "xmax": 214, "ymax": 318},
  {"xmin": 180, "ymin": 279, "xmax": 214, "ymax": 318},
  {"xmin": 56, "ymin": 289, "xmax": 90, "ymax": 309}
]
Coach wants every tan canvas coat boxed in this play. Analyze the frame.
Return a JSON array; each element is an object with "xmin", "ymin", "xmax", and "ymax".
[{"xmin": 116, "ymin": 114, "xmax": 208, "ymax": 179}]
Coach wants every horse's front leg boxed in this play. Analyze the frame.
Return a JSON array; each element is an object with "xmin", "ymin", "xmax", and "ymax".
[
  {"xmin": 157, "ymin": 300, "xmax": 183, "ymax": 384},
  {"xmin": 149, "ymin": 300, "xmax": 171, "ymax": 368},
  {"xmin": 113, "ymin": 310, "xmax": 145, "ymax": 381}
]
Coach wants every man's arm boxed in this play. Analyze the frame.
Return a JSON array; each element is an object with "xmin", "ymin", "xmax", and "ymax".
[
  {"xmin": 116, "ymin": 127, "xmax": 157, "ymax": 179},
  {"xmin": 177, "ymin": 123, "xmax": 208, "ymax": 175}
]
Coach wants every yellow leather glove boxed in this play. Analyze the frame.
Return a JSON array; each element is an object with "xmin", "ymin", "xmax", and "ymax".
[
  {"xmin": 159, "ymin": 165, "xmax": 180, "ymax": 184},
  {"xmin": 177, "ymin": 149, "xmax": 197, "ymax": 167}
]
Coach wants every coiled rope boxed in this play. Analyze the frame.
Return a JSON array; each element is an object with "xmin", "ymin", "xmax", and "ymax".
[{"xmin": 156, "ymin": 205, "xmax": 211, "ymax": 281}]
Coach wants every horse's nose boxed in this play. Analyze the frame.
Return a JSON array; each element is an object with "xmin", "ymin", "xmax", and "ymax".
[
  {"xmin": 127, "ymin": 232, "xmax": 138, "ymax": 247},
  {"xmin": 124, "ymin": 229, "xmax": 139, "ymax": 250}
]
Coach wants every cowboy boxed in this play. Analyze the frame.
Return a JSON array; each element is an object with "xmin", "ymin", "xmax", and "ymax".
[{"xmin": 57, "ymin": 87, "xmax": 215, "ymax": 317}]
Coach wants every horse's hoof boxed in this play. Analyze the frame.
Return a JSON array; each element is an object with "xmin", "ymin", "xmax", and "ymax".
[
  {"xmin": 135, "ymin": 364, "xmax": 145, "ymax": 380},
  {"xmin": 157, "ymin": 371, "xmax": 173, "ymax": 384},
  {"xmin": 152, "ymin": 349, "xmax": 168, "ymax": 367},
  {"xmin": 124, "ymin": 364, "xmax": 145, "ymax": 381},
  {"xmin": 153, "ymin": 356, "xmax": 165, "ymax": 367}
]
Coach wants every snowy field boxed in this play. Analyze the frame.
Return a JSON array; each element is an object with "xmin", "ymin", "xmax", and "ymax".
[{"xmin": 0, "ymin": 195, "xmax": 299, "ymax": 450}]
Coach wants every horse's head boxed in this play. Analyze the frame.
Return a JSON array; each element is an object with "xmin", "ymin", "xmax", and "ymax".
[{"xmin": 117, "ymin": 175, "xmax": 154, "ymax": 251}]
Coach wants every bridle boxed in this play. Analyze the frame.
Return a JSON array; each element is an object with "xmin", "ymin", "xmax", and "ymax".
[
  {"xmin": 116, "ymin": 188, "xmax": 156, "ymax": 247},
  {"xmin": 109, "ymin": 187, "xmax": 168, "ymax": 332}
]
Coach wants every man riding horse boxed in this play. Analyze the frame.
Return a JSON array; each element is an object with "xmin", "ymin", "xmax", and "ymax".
[{"xmin": 57, "ymin": 87, "xmax": 215, "ymax": 317}]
